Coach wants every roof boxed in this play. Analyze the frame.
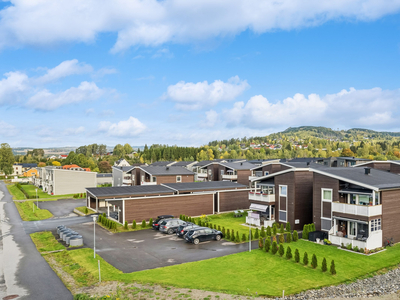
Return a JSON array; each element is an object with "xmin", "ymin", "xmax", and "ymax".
[
  {"xmin": 247, "ymin": 159, "xmax": 283, "ymax": 165},
  {"xmin": 96, "ymin": 173, "xmax": 112, "ymax": 178},
  {"xmin": 310, "ymin": 167, "xmax": 400, "ymax": 190},
  {"xmin": 140, "ymin": 166, "xmax": 194, "ymax": 176},
  {"xmin": 15, "ymin": 163, "xmax": 37, "ymax": 168},
  {"xmin": 148, "ymin": 161, "xmax": 175, "ymax": 166},
  {"xmin": 336, "ymin": 157, "xmax": 371, "ymax": 161},
  {"xmin": 353, "ymin": 160, "xmax": 400, "ymax": 167},
  {"xmin": 288, "ymin": 157, "xmax": 323, "ymax": 163},
  {"xmin": 200, "ymin": 161, "xmax": 254, "ymax": 170},
  {"xmin": 171, "ymin": 161, "xmax": 196, "ymax": 167},
  {"xmin": 112, "ymin": 166, "xmax": 135, "ymax": 172},
  {"xmin": 86, "ymin": 185, "xmax": 174, "ymax": 198},
  {"xmin": 193, "ymin": 159, "xmax": 246, "ymax": 167},
  {"xmin": 163, "ymin": 181, "xmax": 246, "ymax": 192}
]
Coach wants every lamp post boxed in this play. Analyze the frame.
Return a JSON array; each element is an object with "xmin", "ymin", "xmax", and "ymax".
[
  {"xmin": 36, "ymin": 188, "xmax": 38, "ymax": 209},
  {"xmin": 93, "ymin": 215, "xmax": 97, "ymax": 258},
  {"xmin": 249, "ymin": 225, "xmax": 251, "ymax": 252}
]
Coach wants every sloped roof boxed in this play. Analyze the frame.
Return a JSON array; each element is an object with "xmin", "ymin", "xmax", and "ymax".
[
  {"xmin": 163, "ymin": 181, "xmax": 246, "ymax": 192},
  {"xmin": 86, "ymin": 185, "xmax": 174, "ymax": 198},
  {"xmin": 140, "ymin": 166, "xmax": 194, "ymax": 176}
]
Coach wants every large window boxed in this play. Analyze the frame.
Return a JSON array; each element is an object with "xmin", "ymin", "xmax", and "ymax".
[
  {"xmin": 371, "ymin": 218, "xmax": 381, "ymax": 232},
  {"xmin": 279, "ymin": 186, "xmax": 287, "ymax": 197},
  {"xmin": 322, "ymin": 189, "xmax": 332, "ymax": 202},
  {"xmin": 279, "ymin": 185, "xmax": 287, "ymax": 222}
]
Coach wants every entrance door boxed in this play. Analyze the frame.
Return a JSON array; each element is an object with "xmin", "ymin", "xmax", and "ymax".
[{"xmin": 348, "ymin": 221, "xmax": 357, "ymax": 238}]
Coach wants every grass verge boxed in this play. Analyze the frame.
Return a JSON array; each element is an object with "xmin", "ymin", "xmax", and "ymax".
[
  {"xmin": 97, "ymin": 219, "xmax": 151, "ymax": 233},
  {"xmin": 15, "ymin": 200, "xmax": 53, "ymax": 221},
  {"xmin": 46, "ymin": 239, "xmax": 400, "ymax": 297},
  {"xmin": 6, "ymin": 184, "xmax": 26, "ymax": 200},
  {"xmin": 30, "ymin": 231, "xmax": 65, "ymax": 252},
  {"xmin": 21, "ymin": 184, "xmax": 77, "ymax": 199},
  {"xmin": 75, "ymin": 206, "xmax": 96, "ymax": 215}
]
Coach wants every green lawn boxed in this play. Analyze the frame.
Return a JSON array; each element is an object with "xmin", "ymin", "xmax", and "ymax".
[
  {"xmin": 15, "ymin": 201, "xmax": 53, "ymax": 221},
  {"xmin": 47, "ymin": 239, "xmax": 400, "ymax": 297},
  {"xmin": 6, "ymin": 184, "xmax": 26, "ymax": 200},
  {"xmin": 75, "ymin": 206, "xmax": 96, "ymax": 215},
  {"xmin": 30, "ymin": 231, "xmax": 65, "ymax": 252},
  {"xmin": 21, "ymin": 184, "xmax": 77, "ymax": 200}
]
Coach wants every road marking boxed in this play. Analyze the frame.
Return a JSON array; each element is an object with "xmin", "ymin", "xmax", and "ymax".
[{"xmin": 127, "ymin": 239, "xmax": 144, "ymax": 243}]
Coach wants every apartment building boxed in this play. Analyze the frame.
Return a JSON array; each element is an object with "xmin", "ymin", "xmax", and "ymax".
[
  {"xmin": 353, "ymin": 160, "xmax": 400, "ymax": 174},
  {"xmin": 201, "ymin": 161, "xmax": 254, "ymax": 186},
  {"xmin": 128, "ymin": 166, "xmax": 195, "ymax": 185}
]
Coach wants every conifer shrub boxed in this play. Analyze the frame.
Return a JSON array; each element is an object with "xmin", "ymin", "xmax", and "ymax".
[
  {"xmin": 85, "ymin": 207, "xmax": 88, "ymax": 214},
  {"xmin": 226, "ymin": 229, "xmax": 230, "ymax": 240},
  {"xmin": 322, "ymin": 257, "xmax": 327, "ymax": 272},
  {"xmin": 286, "ymin": 222, "xmax": 291, "ymax": 232},
  {"xmin": 310, "ymin": 223, "xmax": 316, "ymax": 232},
  {"xmin": 149, "ymin": 218, "xmax": 153, "ymax": 227},
  {"xmin": 311, "ymin": 254, "xmax": 318, "ymax": 269},
  {"xmin": 124, "ymin": 221, "xmax": 128, "ymax": 230},
  {"xmin": 265, "ymin": 238, "xmax": 271, "ymax": 252},
  {"xmin": 303, "ymin": 224, "xmax": 309, "ymax": 240},
  {"xmin": 295, "ymin": 249, "xmax": 300, "ymax": 263},
  {"xmin": 255, "ymin": 228, "xmax": 259, "ymax": 239},
  {"xmin": 303, "ymin": 252, "xmax": 309, "ymax": 265},
  {"xmin": 280, "ymin": 224, "xmax": 284, "ymax": 234},
  {"xmin": 286, "ymin": 246, "xmax": 292, "ymax": 260},
  {"xmin": 293, "ymin": 230, "xmax": 298, "ymax": 242},
  {"xmin": 141, "ymin": 220, "xmax": 146, "ymax": 229},
  {"xmin": 279, "ymin": 244, "xmax": 285, "ymax": 257},
  {"xmin": 236, "ymin": 232, "xmax": 240, "ymax": 243},
  {"xmin": 222, "ymin": 227, "xmax": 225, "ymax": 236},
  {"xmin": 261, "ymin": 226, "xmax": 266, "ymax": 238},
  {"xmin": 272, "ymin": 224, "xmax": 277, "ymax": 235},
  {"xmin": 279, "ymin": 234, "xmax": 285, "ymax": 244},
  {"xmin": 330, "ymin": 260, "xmax": 336, "ymax": 275},
  {"xmin": 242, "ymin": 233, "xmax": 246, "ymax": 242},
  {"xmin": 214, "ymin": 224, "xmax": 217, "ymax": 230},
  {"xmin": 218, "ymin": 225, "xmax": 221, "ymax": 232},
  {"xmin": 286, "ymin": 232, "xmax": 292, "ymax": 243},
  {"xmin": 259, "ymin": 237, "xmax": 263, "ymax": 249},
  {"xmin": 231, "ymin": 229, "xmax": 235, "ymax": 241},
  {"xmin": 271, "ymin": 241, "xmax": 278, "ymax": 255},
  {"xmin": 132, "ymin": 220, "xmax": 136, "ymax": 229},
  {"xmin": 272, "ymin": 235, "xmax": 277, "ymax": 243},
  {"xmin": 98, "ymin": 215, "xmax": 102, "ymax": 223},
  {"xmin": 267, "ymin": 226, "xmax": 272, "ymax": 236},
  {"xmin": 179, "ymin": 214, "xmax": 182, "ymax": 220}
]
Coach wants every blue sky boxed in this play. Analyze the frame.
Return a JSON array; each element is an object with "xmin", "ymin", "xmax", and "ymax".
[{"xmin": 0, "ymin": 0, "xmax": 400, "ymax": 148}]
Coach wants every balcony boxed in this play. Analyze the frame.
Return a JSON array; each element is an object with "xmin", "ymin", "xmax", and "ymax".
[
  {"xmin": 122, "ymin": 179, "xmax": 132, "ymax": 185},
  {"xmin": 141, "ymin": 181, "xmax": 157, "ymax": 186},
  {"xmin": 329, "ymin": 230, "xmax": 382, "ymax": 250},
  {"xmin": 332, "ymin": 202, "xmax": 382, "ymax": 217},
  {"xmin": 222, "ymin": 174, "xmax": 237, "ymax": 180},
  {"xmin": 248, "ymin": 192, "xmax": 275, "ymax": 203},
  {"xmin": 197, "ymin": 172, "xmax": 208, "ymax": 178}
]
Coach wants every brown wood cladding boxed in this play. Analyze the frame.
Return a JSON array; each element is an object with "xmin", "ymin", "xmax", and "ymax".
[
  {"xmin": 313, "ymin": 173, "xmax": 339, "ymax": 231},
  {"xmin": 293, "ymin": 171, "xmax": 314, "ymax": 230},
  {"xmin": 261, "ymin": 164, "xmax": 291, "ymax": 175},
  {"xmin": 124, "ymin": 194, "xmax": 214, "ymax": 223},
  {"xmin": 274, "ymin": 172, "xmax": 294, "ymax": 225},
  {"xmin": 322, "ymin": 202, "xmax": 331, "ymax": 218},
  {"xmin": 279, "ymin": 196, "xmax": 287, "ymax": 210},
  {"xmin": 237, "ymin": 170, "xmax": 251, "ymax": 186},
  {"xmin": 156, "ymin": 175, "xmax": 194, "ymax": 185},
  {"xmin": 381, "ymin": 190, "xmax": 400, "ymax": 244},
  {"xmin": 218, "ymin": 190, "xmax": 249, "ymax": 212},
  {"xmin": 89, "ymin": 197, "xmax": 96, "ymax": 209}
]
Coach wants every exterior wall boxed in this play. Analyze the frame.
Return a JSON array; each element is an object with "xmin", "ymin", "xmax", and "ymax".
[
  {"xmin": 112, "ymin": 168, "xmax": 123, "ymax": 187},
  {"xmin": 53, "ymin": 170, "xmax": 97, "ymax": 195},
  {"xmin": 381, "ymin": 190, "xmax": 400, "ymax": 244},
  {"xmin": 293, "ymin": 171, "xmax": 314, "ymax": 230},
  {"xmin": 263, "ymin": 164, "xmax": 291, "ymax": 175},
  {"xmin": 156, "ymin": 174, "xmax": 194, "ymax": 185},
  {"xmin": 124, "ymin": 194, "xmax": 214, "ymax": 223},
  {"xmin": 390, "ymin": 164, "xmax": 400, "ymax": 174},
  {"xmin": 237, "ymin": 170, "xmax": 251, "ymax": 186},
  {"xmin": 96, "ymin": 175, "xmax": 112, "ymax": 185},
  {"xmin": 218, "ymin": 190, "xmax": 249, "ymax": 212},
  {"xmin": 23, "ymin": 168, "xmax": 38, "ymax": 177},
  {"xmin": 312, "ymin": 173, "xmax": 339, "ymax": 231},
  {"xmin": 274, "ymin": 172, "xmax": 295, "ymax": 226}
]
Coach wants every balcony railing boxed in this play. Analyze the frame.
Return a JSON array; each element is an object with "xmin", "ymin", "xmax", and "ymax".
[
  {"xmin": 141, "ymin": 181, "xmax": 157, "ymax": 185},
  {"xmin": 222, "ymin": 174, "xmax": 237, "ymax": 180},
  {"xmin": 249, "ymin": 192, "xmax": 275, "ymax": 203},
  {"xmin": 197, "ymin": 173, "xmax": 208, "ymax": 178},
  {"xmin": 122, "ymin": 179, "xmax": 132, "ymax": 184},
  {"xmin": 332, "ymin": 202, "xmax": 382, "ymax": 217},
  {"xmin": 329, "ymin": 230, "xmax": 382, "ymax": 250}
]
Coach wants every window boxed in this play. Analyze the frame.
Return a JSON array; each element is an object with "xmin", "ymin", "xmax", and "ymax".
[
  {"xmin": 321, "ymin": 219, "xmax": 332, "ymax": 231},
  {"xmin": 152, "ymin": 176, "xmax": 157, "ymax": 182},
  {"xmin": 220, "ymin": 169, "xmax": 224, "ymax": 176},
  {"xmin": 176, "ymin": 175, "xmax": 182, "ymax": 182},
  {"xmin": 279, "ymin": 211, "xmax": 287, "ymax": 222},
  {"xmin": 322, "ymin": 189, "xmax": 332, "ymax": 202},
  {"xmin": 279, "ymin": 185, "xmax": 287, "ymax": 197},
  {"xmin": 371, "ymin": 219, "xmax": 381, "ymax": 232},
  {"xmin": 358, "ymin": 195, "xmax": 370, "ymax": 206},
  {"xmin": 208, "ymin": 169, "xmax": 212, "ymax": 175},
  {"xmin": 141, "ymin": 175, "xmax": 144, "ymax": 182},
  {"xmin": 264, "ymin": 171, "xmax": 269, "ymax": 176}
]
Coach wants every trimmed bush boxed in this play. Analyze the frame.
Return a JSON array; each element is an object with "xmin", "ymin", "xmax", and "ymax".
[
  {"xmin": 235, "ymin": 232, "xmax": 240, "ymax": 243},
  {"xmin": 279, "ymin": 234, "xmax": 285, "ymax": 244},
  {"xmin": 132, "ymin": 220, "xmax": 136, "ymax": 229},
  {"xmin": 330, "ymin": 260, "xmax": 337, "ymax": 275},
  {"xmin": 85, "ymin": 207, "xmax": 88, "ymax": 214},
  {"xmin": 293, "ymin": 230, "xmax": 298, "ymax": 242},
  {"xmin": 258, "ymin": 237, "xmax": 263, "ymax": 249},
  {"xmin": 267, "ymin": 226, "xmax": 272, "ymax": 237},
  {"xmin": 261, "ymin": 226, "xmax": 266, "ymax": 238},
  {"xmin": 231, "ymin": 229, "xmax": 235, "ymax": 241},
  {"xmin": 286, "ymin": 246, "xmax": 292, "ymax": 260},
  {"xmin": 255, "ymin": 228, "xmax": 259, "ymax": 239},
  {"xmin": 124, "ymin": 221, "xmax": 128, "ymax": 230},
  {"xmin": 346, "ymin": 243, "xmax": 352, "ymax": 250},
  {"xmin": 303, "ymin": 252, "xmax": 309, "ymax": 265},
  {"xmin": 322, "ymin": 257, "xmax": 327, "ymax": 272},
  {"xmin": 214, "ymin": 224, "xmax": 217, "ymax": 230},
  {"xmin": 278, "ymin": 244, "xmax": 285, "ymax": 257},
  {"xmin": 295, "ymin": 249, "xmax": 300, "ymax": 263},
  {"xmin": 198, "ymin": 220, "xmax": 202, "ymax": 227},
  {"xmin": 286, "ymin": 222, "xmax": 291, "ymax": 233},
  {"xmin": 226, "ymin": 229, "xmax": 230, "ymax": 240},
  {"xmin": 179, "ymin": 214, "xmax": 182, "ymax": 220},
  {"xmin": 222, "ymin": 227, "xmax": 225, "ymax": 236},
  {"xmin": 149, "ymin": 218, "xmax": 153, "ymax": 227},
  {"xmin": 209, "ymin": 223, "xmax": 213, "ymax": 229},
  {"xmin": 280, "ymin": 224, "xmax": 284, "ymax": 234},
  {"xmin": 286, "ymin": 232, "xmax": 292, "ymax": 243},
  {"xmin": 250, "ymin": 229, "xmax": 253, "ymax": 240},
  {"xmin": 353, "ymin": 246, "xmax": 359, "ymax": 252},
  {"xmin": 141, "ymin": 220, "xmax": 146, "ymax": 229},
  {"xmin": 272, "ymin": 223, "xmax": 277, "ymax": 235},
  {"xmin": 265, "ymin": 238, "xmax": 271, "ymax": 252},
  {"xmin": 303, "ymin": 224, "xmax": 309, "ymax": 240},
  {"xmin": 311, "ymin": 254, "xmax": 318, "ymax": 269},
  {"xmin": 272, "ymin": 235, "xmax": 277, "ymax": 243},
  {"xmin": 360, "ymin": 248, "xmax": 365, "ymax": 254},
  {"xmin": 310, "ymin": 223, "xmax": 316, "ymax": 232},
  {"xmin": 98, "ymin": 215, "xmax": 102, "ymax": 223},
  {"xmin": 271, "ymin": 241, "xmax": 278, "ymax": 255},
  {"xmin": 218, "ymin": 225, "xmax": 221, "ymax": 232},
  {"xmin": 242, "ymin": 233, "xmax": 246, "ymax": 242}
]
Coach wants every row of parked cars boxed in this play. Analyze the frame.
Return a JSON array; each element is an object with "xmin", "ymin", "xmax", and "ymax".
[{"xmin": 152, "ymin": 215, "xmax": 224, "ymax": 245}]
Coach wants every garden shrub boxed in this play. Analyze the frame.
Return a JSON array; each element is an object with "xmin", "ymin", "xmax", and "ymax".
[
  {"xmin": 353, "ymin": 246, "xmax": 359, "ymax": 252},
  {"xmin": 98, "ymin": 215, "xmax": 102, "ymax": 223},
  {"xmin": 258, "ymin": 237, "xmax": 263, "ymax": 249},
  {"xmin": 198, "ymin": 220, "xmax": 202, "ymax": 227},
  {"xmin": 222, "ymin": 227, "xmax": 225, "ymax": 236},
  {"xmin": 279, "ymin": 234, "xmax": 284, "ymax": 244},
  {"xmin": 293, "ymin": 230, "xmax": 298, "ymax": 242},
  {"xmin": 303, "ymin": 224, "xmax": 309, "ymax": 240},
  {"xmin": 360, "ymin": 248, "xmax": 364, "ymax": 254},
  {"xmin": 226, "ymin": 229, "xmax": 230, "ymax": 240},
  {"xmin": 209, "ymin": 223, "xmax": 213, "ymax": 229},
  {"xmin": 265, "ymin": 238, "xmax": 271, "ymax": 252},
  {"xmin": 250, "ymin": 230, "xmax": 253, "ymax": 240},
  {"xmin": 124, "ymin": 221, "xmax": 128, "ymax": 230},
  {"xmin": 132, "ymin": 220, "xmax": 136, "ymax": 229},
  {"xmin": 242, "ymin": 233, "xmax": 246, "ymax": 242},
  {"xmin": 280, "ymin": 224, "xmax": 284, "ymax": 234},
  {"xmin": 286, "ymin": 222, "xmax": 291, "ymax": 233},
  {"xmin": 311, "ymin": 254, "xmax": 318, "ymax": 269},
  {"xmin": 214, "ymin": 224, "xmax": 217, "ymax": 230},
  {"xmin": 103, "ymin": 213, "xmax": 106, "ymax": 218},
  {"xmin": 346, "ymin": 244, "xmax": 352, "ymax": 250},
  {"xmin": 218, "ymin": 225, "xmax": 221, "ymax": 232},
  {"xmin": 148, "ymin": 218, "xmax": 153, "ymax": 227},
  {"xmin": 272, "ymin": 235, "xmax": 277, "ymax": 243},
  {"xmin": 141, "ymin": 220, "xmax": 146, "ymax": 229},
  {"xmin": 235, "ymin": 232, "xmax": 240, "ymax": 243},
  {"xmin": 179, "ymin": 214, "xmax": 182, "ymax": 220},
  {"xmin": 267, "ymin": 226, "xmax": 272, "ymax": 237},
  {"xmin": 261, "ymin": 226, "xmax": 266, "ymax": 238},
  {"xmin": 322, "ymin": 257, "xmax": 327, "ymax": 272},
  {"xmin": 310, "ymin": 223, "xmax": 316, "ymax": 232},
  {"xmin": 278, "ymin": 244, "xmax": 285, "ymax": 257},
  {"xmin": 272, "ymin": 223, "xmax": 277, "ymax": 235},
  {"xmin": 271, "ymin": 241, "xmax": 278, "ymax": 255},
  {"xmin": 231, "ymin": 229, "xmax": 235, "ymax": 241},
  {"xmin": 255, "ymin": 228, "xmax": 259, "ymax": 239},
  {"xmin": 330, "ymin": 260, "xmax": 336, "ymax": 275},
  {"xmin": 303, "ymin": 252, "xmax": 309, "ymax": 265},
  {"xmin": 295, "ymin": 249, "xmax": 300, "ymax": 263},
  {"xmin": 286, "ymin": 233, "xmax": 292, "ymax": 243},
  {"xmin": 84, "ymin": 207, "xmax": 88, "ymax": 214},
  {"xmin": 286, "ymin": 246, "xmax": 292, "ymax": 260}
]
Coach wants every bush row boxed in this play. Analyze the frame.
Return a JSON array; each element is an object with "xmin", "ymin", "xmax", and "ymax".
[
  {"xmin": 15, "ymin": 183, "xmax": 31, "ymax": 199},
  {"xmin": 98, "ymin": 213, "xmax": 118, "ymax": 231},
  {"xmin": 73, "ymin": 193, "xmax": 86, "ymax": 199},
  {"xmin": 302, "ymin": 223, "xmax": 316, "ymax": 240}
]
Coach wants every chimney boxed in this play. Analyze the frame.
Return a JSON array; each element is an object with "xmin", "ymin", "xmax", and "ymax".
[
  {"xmin": 307, "ymin": 162, "xmax": 310, "ymax": 166},
  {"xmin": 364, "ymin": 167, "xmax": 371, "ymax": 175},
  {"xmin": 241, "ymin": 162, "xmax": 243, "ymax": 165},
  {"xmin": 166, "ymin": 166, "xmax": 169, "ymax": 170}
]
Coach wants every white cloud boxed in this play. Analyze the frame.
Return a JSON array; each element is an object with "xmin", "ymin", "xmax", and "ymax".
[
  {"xmin": 203, "ymin": 110, "xmax": 219, "ymax": 127},
  {"xmin": 85, "ymin": 108, "xmax": 95, "ymax": 115},
  {"xmin": 98, "ymin": 116, "xmax": 146, "ymax": 137},
  {"xmin": 1, "ymin": 1, "xmax": 399, "ymax": 51},
  {"xmin": 0, "ymin": 71, "xmax": 29, "ymax": 104},
  {"xmin": 100, "ymin": 109, "xmax": 115, "ymax": 116},
  {"xmin": 93, "ymin": 67, "xmax": 118, "ymax": 78},
  {"xmin": 223, "ymin": 87, "xmax": 400, "ymax": 129},
  {"xmin": 0, "ymin": 120, "xmax": 18, "ymax": 136},
  {"xmin": 64, "ymin": 126, "xmax": 85, "ymax": 135},
  {"xmin": 26, "ymin": 81, "xmax": 106, "ymax": 110},
  {"xmin": 35, "ymin": 59, "xmax": 93, "ymax": 84},
  {"xmin": 165, "ymin": 76, "xmax": 249, "ymax": 110},
  {"xmin": 152, "ymin": 48, "xmax": 173, "ymax": 59}
]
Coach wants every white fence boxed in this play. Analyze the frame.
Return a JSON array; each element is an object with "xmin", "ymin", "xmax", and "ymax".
[
  {"xmin": 332, "ymin": 202, "xmax": 382, "ymax": 217},
  {"xmin": 246, "ymin": 216, "xmax": 260, "ymax": 227},
  {"xmin": 329, "ymin": 230, "xmax": 382, "ymax": 250},
  {"xmin": 248, "ymin": 192, "xmax": 275, "ymax": 202}
]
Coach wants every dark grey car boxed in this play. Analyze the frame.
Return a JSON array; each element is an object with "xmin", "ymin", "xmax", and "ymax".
[{"xmin": 159, "ymin": 218, "xmax": 187, "ymax": 234}]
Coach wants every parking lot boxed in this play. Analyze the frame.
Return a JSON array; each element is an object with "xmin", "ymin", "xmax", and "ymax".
[{"xmin": 39, "ymin": 199, "xmax": 86, "ymax": 217}]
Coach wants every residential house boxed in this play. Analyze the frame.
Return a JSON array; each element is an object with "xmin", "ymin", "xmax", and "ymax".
[
  {"xmin": 114, "ymin": 158, "xmax": 131, "ymax": 167},
  {"xmin": 353, "ymin": 160, "xmax": 400, "ymax": 175},
  {"xmin": 96, "ymin": 173, "xmax": 112, "ymax": 185},
  {"xmin": 321, "ymin": 157, "xmax": 371, "ymax": 167},
  {"xmin": 201, "ymin": 161, "xmax": 254, "ymax": 186},
  {"xmin": 59, "ymin": 155, "xmax": 68, "ymax": 159},
  {"xmin": 112, "ymin": 166, "xmax": 135, "ymax": 187},
  {"xmin": 128, "ymin": 166, "xmax": 195, "ymax": 186},
  {"xmin": 23, "ymin": 168, "xmax": 38, "ymax": 178}
]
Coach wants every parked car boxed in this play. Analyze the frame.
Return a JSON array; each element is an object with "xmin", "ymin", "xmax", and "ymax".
[
  {"xmin": 152, "ymin": 215, "xmax": 174, "ymax": 230},
  {"xmin": 176, "ymin": 223, "xmax": 200, "ymax": 238},
  {"xmin": 185, "ymin": 227, "xmax": 223, "ymax": 244},
  {"xmin": 159, "ymin": 218, "xmax": 187, "ymax": 234}
]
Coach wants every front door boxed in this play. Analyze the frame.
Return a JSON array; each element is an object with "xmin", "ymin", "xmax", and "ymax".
[{"xmin": 348, "ymin": 221, "xmax": 357, "ymax": 238}]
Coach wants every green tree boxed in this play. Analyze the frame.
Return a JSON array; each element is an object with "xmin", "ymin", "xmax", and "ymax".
[
  {"xmin": 286, "ymin": 222, "xmax": 291, "ymax": 232},
  {"xmin": 124, "ymin": 143, "xmax": 133, "ymax": 155},
  {"xmin": 322, "ymin": 257, "xmax": 327, "ymax": 272},
  {"xmin": 271, "ymin": 241, "xmax": 278, "ymax": 255},
  {"xmin": 278, "ymin": 244, "xmax": 285, "ymax": 257},
  {"xmin": 293, "ymin": 230, "xmax": 298, "ymax": 242},
  {"xmin": 280, "ymin": 224, "xmax": 284, "ymax": 234},
  {"xmin": 311, "ymin": 254, "xmax": 318, "ymax": 269},
  {"xmin": 141, "ymin": 220, "xmax": 146, "ymax": 228},
  {"xmin": 295, "ymin": 249, "xmax": 300, "ymax": 263},
  {"xmin": 303, "ymin": 252, "xmax": 309, "ymax": 265},
  {"xmin": 279, "ymin": 234, "xmax": 285, "ymax": 244},
  {"xmin": 303, "ymin": 224, "xmax": 309, "ymax": 240},
  {"xmin": 113, "ymin": 144, "xmax": 125, "ymax": 158},
  {"xmin": 242, "ymin": 233, "xmax": 246, "ymax": 242},
  {"xmin": 330, "ymin": 260, "xmax": 337, "ymax": 275},
  {"xmin": 0, "ymin": 143, "xmax": 14, "ymax": 176},
  {"xmin": 267, "ymin": 226, "xmax": 272, "ymax": 236},
  {"xmin": 261, "ymin": 226, "xmax": 266, "ymax": 238},
  {"xmin": 132, "ymin": 220, "xmax": 136, "ymax": 229},
  {"xmin": 272, "ymin": 223, "xmax": 277, "ymax": 235},
  {"xmin": 264, "ymin": 238, "xmax": 271, "ymax": 252},
  {"xmin": 286, "ymin": 232, "xmax": 292, "ymax": 243},
  {"xmin": 286, "ymin": 246, "xmax": 292, "ymax": 260},
  {"xmin": 254, "ymin": 228, "xmax": 259, "ymax": 239}
]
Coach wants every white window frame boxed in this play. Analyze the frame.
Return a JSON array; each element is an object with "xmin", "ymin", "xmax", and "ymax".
[
  {"xmin": 371, "ymin": 218, "xmax": 381, "ymax": 232},
  {"xmin": 208, "ymin": 169, "xmax": 212, "ymax": 175},
  {"xmin": 279, "ymin": 185, "xmax": 288, "ymax": 222},
  {"xmin": 321, "ymin": 188, "xmax": 333, "ymax": 231},
  {"xmin": 176, "ymin": 175, "xmax": 182, "ymax": 183}
]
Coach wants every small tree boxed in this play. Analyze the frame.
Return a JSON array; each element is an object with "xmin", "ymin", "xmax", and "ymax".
[
  {"xmin": 218, "ymin": 225, "xmax": 221, "ymax": 232},
  {"xmin": 179, "ymin": 214, "xmax": 182, "ymax": 220},
  {"xmin": 231, "ymin": 229, "xmax": 235, "ymax": 241},
  {"xmin": 279, "ymin": 234, "xmax": 285, "ymax": 244},
  {"xmin": 255, "ymin": 228, "xmax": 259, "ymax": 239},
  {"xmin": 286, "ymin": 246, "xmax": 292, "ymax": 260},
  {"xmin": 311, "ymin": 254, "xmax": 318, "ymax": 269},
  {"xmin": 272, "ymin": 235, "xmax": 277, "ymax": 243},
  {"xmin": 261, "ymin": 226, "xmax": 266, "ymax": 238},
  {"xmin": 214, "ymin": 224, "xmax": 217, "ymax": 230},
  {"xmin": 258, "ymin": 237, "xmax": 263, "ymax": 249},
  {"xmin": 310, "ymin": 223, "xmax": 316, "ymax": 232},
  {"xmin": 322, "ymin": 257, "xmax": 327, "ymax": 272},
  {"xmin": 242, "ymin": 233, "xmax": 247, "ymax": 242},
  {"xmin": 209, "ymin": 223, "xmax": 213, "ymax": 229},
  {"xmin": 271, "ymin": 241, "xmax": 278, "ymax": 255},
  {"xmin": 98, "ymin": 215, "xmax": 102, "ymax": 223},
  {"xmin": 124, "ymin": 221, "xmax": 128, "ymax": 230},
  {"xmin": 265, "ymin": 238, "xmax": 271, "ymax": 252},
  {"xmin": 278, "ymin": 244, "xmax": 285, "ymax": 257},
  {"xmin": 149, "ymin": 218, "xmax": 153, "ymax": 227},
  {"xmin": 198, "ymin": 220, "xmax": 202, "ymax": 226},
  {"xmin": 132, "ymin": 220, "xmax": 136, "ymax": 229},
  {"xmin": 222, "ymin": 227, "xmax": 226, "ymax": 236},
  {"xmin": 235, "ymin": 232, "xmax": 240, "ymax": 243},
  {"xmin": 293, "ymin": 230, "xmax": 298, "ymax": 242},
  {"xmin": 267, "ymin": 226, "xmax": 272, "ymax": 236},
  {"xmin": 286, "ymin": 232, "xmax": 292, "ymax": 243},
  {"xmin": 286, "ymin": 222, "xmax": 291, "ymax": 233},
  {"xmin": 295, "ymin": 249, "xmax": 300, "ymax": 263},
  {"xmin": 226, "ymin": 229, "xmax": 230, "ymax": 240},
  {"xmin": 85, "ymin": 207, "xmax": 88, "ymax": 214},
  {"xmin": 303, "ymin": 252, "xmax": 309, "ymax": 266},
  {"xmin": 280, "ymin": 224, "xmax": 284, "ymax": 234},
  {"xmin": 272, "ymin": 224, "xmax": 277, "ymax": 235},
  {"xmin": 141, "ymin": 220, "xmax": 146, "ymax": 229},
  {"xmin": 330, "ymin": 260, "xmax": 336, "ymax": 275},
  {"xmin": 303, "ymin": 224, "xmax": 309, "ymax": 240}
]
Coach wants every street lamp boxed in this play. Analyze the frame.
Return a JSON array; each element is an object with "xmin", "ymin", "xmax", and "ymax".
[
  {"xmin": 249, "ymin": 226, "xmax": 251, "ymax": 252},
  {"xmin": 36, "ymin": 188, "xmax": 38, "ymax": 209},
  {"xmin": 93, "ymin": 215, "xmax": 97, "ymax": 258}
]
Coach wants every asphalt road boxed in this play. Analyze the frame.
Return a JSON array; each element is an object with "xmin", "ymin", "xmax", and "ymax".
[
  {"xmin": 38, "ymin": 199, "xmax": 86, "ymax": 217},
  {"xmin": 0, "ymin": 181, "xmax": 73, "ymax": 300}
]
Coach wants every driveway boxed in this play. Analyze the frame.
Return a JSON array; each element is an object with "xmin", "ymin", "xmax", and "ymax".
[{"xmin": 39, "ymin": 199, "xmax": 86, "ymax": 217}]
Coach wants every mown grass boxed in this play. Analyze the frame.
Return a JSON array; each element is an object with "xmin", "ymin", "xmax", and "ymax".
[
  {"xmin": 75, "ymin": 206, "xmax": 96, "ymax": 215},
  {"xmin": 21, "ymin": 184, "xmax": 77, "ymax": 200},
  {"xmin": 6, "ymin": 184, "xmax": 26, "ymax": 200},
  {"xmin": 56, "ymin": 240, "xmax": 400, "ymax": 297},
  {"xmin": 30, "ymin": 231, "xmax": 65, "ymax": 252},
  {"xmin": 15, "ymin": 200, "xmax": 53, "ymax": 221}
]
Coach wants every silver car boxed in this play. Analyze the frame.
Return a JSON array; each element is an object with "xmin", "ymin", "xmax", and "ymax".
[{"xmin": 159, "ymin": 218, "xmax": 187, "ymax": 234}]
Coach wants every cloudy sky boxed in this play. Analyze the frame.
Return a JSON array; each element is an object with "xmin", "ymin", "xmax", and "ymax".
[{"xmin": 1, "ymin": 0, "xmax": 400, "ymax": 148}]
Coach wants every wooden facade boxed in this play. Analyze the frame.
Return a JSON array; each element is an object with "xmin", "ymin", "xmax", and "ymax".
[
  {"xmin": 381, "ymin": 190, "xmax": 400, "ymax": 244},
  {"xmin": 356, "ymin": 162, "xmax": 400, "ymax": 175},
  {"xmin": 218, "ymin": 190, "xmax": 249, "ymax": 212}
]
